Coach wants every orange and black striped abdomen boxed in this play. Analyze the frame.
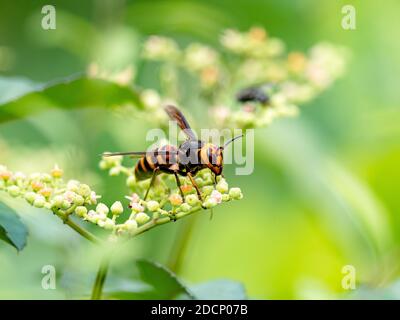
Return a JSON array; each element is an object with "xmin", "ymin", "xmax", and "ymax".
[
  {"xmin": 134, "ymin": 145, "xmax": 179, "ymax": 180},
  {"xmin": 134, "ymin": 155, "xmax": 155, "ymax": 181}
]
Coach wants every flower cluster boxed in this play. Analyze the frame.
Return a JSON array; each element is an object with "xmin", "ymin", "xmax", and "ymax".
[
  {"xmin": 136, "ymin": 26, "xmax": 348, "ymax": 129},
  {"xmin": 99, "ymin": 154, "xmax": 243, "ymax": 237},
  {"xmin": 0, "ymin": 157, "xmax": 243, "ymax": 240}
]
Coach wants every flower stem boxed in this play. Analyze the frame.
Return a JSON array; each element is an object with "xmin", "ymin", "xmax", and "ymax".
[
  {"xmin": 53, "ymin": 208, "xmax": 102, "ymax": 244},
  {"xmin": 91, "ymin": 251, "xmax": 112, "ymax": 300}
]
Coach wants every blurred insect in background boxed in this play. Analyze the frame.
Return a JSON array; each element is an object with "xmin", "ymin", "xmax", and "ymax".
[
  {"xmin": 236, "ymin": 85, "xmax": 270, "ymax": 105},
  {"xmin": 103, "ymin": 105, "xmax": 242, "ymax": 201}
]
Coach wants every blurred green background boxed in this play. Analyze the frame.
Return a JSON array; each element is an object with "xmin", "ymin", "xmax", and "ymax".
[{"xmin": 1, "ymin": 0, "xmax": 400, "ymax": 299}]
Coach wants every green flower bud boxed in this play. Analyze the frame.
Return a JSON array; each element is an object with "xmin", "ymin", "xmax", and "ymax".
[
  {"xmin": 110, "ymin": 201, "xmax": 124, "ymax": 215},
  {"xmin": 158, "ymin": 209, "xmax": 169, "ymax": 216},
  {"xmin": 203, "ymin": 197, "xmax": 218, "ymax": 209},
  {"xmin": 7, "ymin": 185, "xmax": 20, "ymax": 197},
  {"xmin": 96, "ymin": 203, "xmax": 109, "ymax": 215},
  {"xmin": 222, "ymin": 194, "xmax": 230, "ymax": 202},
  {"xmin": 216, "ymin": 179, "xmax": 229, "ymax": 194},
  {"xmin": 126, "ymin": 175, "xmax": 136, "ymax": 188},
  {"xmin": 99, "ymin": 160, "xmax": 108, "ymax": 170},
  {"xmin": 103, "ymin": 218, "xmax": 115, "ymax": 230},
  {"xmin": 75, "ymin": 206, "xmax": 88, "ymax": 217},
  {"xmin": 202, "ymin": 185, "xmax": 214, "ymax": 196},
  {"xmin": 195, "ymin": 177, "xmax": 204, "ymax": 187},
  {"xmin": 61, "ymin": 200, "xmax": 71, "ymax": 210},
  {"xmin": 78, "ymin": 184, "xmax": 91, "ymax": 197},
  {"xmin": 180, "ymin": 203, "xmax": 191, "ymax": 212},
  {"xmin": 74, "ymin": 195, "xmax": 85, "ymax": 206},
  {"xmin": 186, "ymin": 194, "xmax": 199, "ymax": 206},
  {"xmin": 229, "ymin": 187, "xmax": 243, "ymax": 200},
  {"xmin": 33, "ymin": 195, "xmax": 46, "ymax": 208},
  {"xmin": 25, "ymin": 192, "xmax": 37, "ymax": 204},
  {"xmin": 135, "ymin": 212, "xmax": 150, "ymax": 225},
  {"xmin": 146, "ymin": 200, "xmax": 160, "ymax": 212}
]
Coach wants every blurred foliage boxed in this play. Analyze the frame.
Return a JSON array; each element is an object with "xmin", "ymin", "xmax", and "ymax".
[{"xmin": 0, "ymin": 0, "xmax": 400, "ymax": 299}]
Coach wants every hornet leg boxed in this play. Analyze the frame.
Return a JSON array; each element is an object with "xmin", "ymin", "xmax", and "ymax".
[
  {"xmin": 187, "ymin": 172, "xmax": 203, "ymax": 202},
  {"xmin": 144, "ymin": 168, "xmax": 159, "ymax": 201},
  {"xmin": 174, "ymin": 172, "xmax": 185, "ymax": 201}
]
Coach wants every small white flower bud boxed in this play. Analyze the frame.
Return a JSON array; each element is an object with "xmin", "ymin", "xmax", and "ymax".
[
  {"xmin": 125, "ymin": 219, "xmax": 138, "ymax": 232},
  {"xmin": 7, "ymin": 185, "xmax": 20, "ymax": 197},
  {"xmin": 67, "ymin": 180, "xmax": 80, "ymax": 192},
  {"xmin": 203, "ymin": 197, "xmax": 218, "ymax": 209},
  {"xmin": 135, "ymin": 212, "xmax": 150, "ymax": 225},
  {"xmin": 63, "ymin": 191, "xmax": 76, "ymax": 203},
  {"xmin": 110, "ymin": 201, "xmax": 124, "ymax": 215},
  {"xmin": 52, "ymin": 195, "xmax": 64, "ymax": 207},
  {"xmin": 97, "ymin": 212, "xmax": 107, "ymax": 221},
  {"xmin": 33, "ymin": 195, "xmax": 46, "ymax": 208},
  {"xmin": 88, "ymin": 191, "xmax": 100, "ymax": 205},
  {"xmin": 210, "ymin": 190, "xmax": 222, "ymax": 204},
  {"xmin": 75, "ymin": 206, "xmax": 88, "ymax": 217},
  {"xmin": 86, "ymin": 210, "xmax": 98, "ymax": 223},
  {"xmin": 146, "ymin": 200, "xmax": 160, "ymax": 212},
  {"xmin": 130, "ymin": 202, "xmax": 144, "ymax": 213},
  {"xmin": 109, "ymin": 166, "xmax": 121, "ymax": 176},
  {"xmin": 229, "ymin": 187, "xmax": 243, "ymax": 200},
  {"xmin": 96, "ymin": 203, "xmax": 109, "ymax": 215},
  {"xmin": 97, "ymin": 220, "xmax": 105, "ymax": 227},
  {"xmin": 216, "ymin": 179, "xmax": 229, "ymax": 194}
]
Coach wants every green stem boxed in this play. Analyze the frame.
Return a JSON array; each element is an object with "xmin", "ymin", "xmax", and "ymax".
[
  {"xmin": 53, "ymin": 208, "xmax": 102, "ymax": 244},
  {"xmin": 91, "ymin": 251, "xmax": 112, "ymax": 300}
]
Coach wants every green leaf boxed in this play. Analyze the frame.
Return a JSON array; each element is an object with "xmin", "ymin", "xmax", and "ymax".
[
  {"xmin": 135, "ymin": 259, "xmax": 194, "ymax": 299},
  {"xmin": 0, "ymin": 75, "xmax": 143, "ymax": 123},
  {"xmin": 107, "ymin": 259, "xmax": 194, "ymax": 300},
  {"xmin": 0, "ymin": 202, "xmax": 28, "ymax": 251},
  {"xmin": 188, "ymin": 279, "xmax": 247, "ymax": 300}
]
